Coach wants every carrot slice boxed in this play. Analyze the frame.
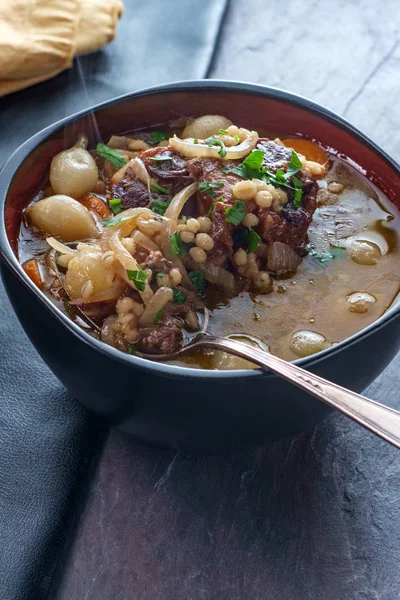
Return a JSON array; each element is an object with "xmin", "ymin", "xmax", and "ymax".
[
  {"xmin": 282, "ymin": 138, "xmax": 329, "ymax": 166},
  {"xmin": 23, "ymin": 259, "xmax": 44, "ymax": 289},
  {"xmin": 79, "ymin": 194, "xmax": 112, "ymax": 219}
]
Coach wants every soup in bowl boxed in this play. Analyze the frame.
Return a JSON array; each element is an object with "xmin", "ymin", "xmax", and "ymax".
[{"xmin": 2, "ymin": 81, "xmax": 400, "ymax": 450}]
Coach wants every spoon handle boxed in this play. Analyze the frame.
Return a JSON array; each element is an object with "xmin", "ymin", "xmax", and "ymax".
[{"xmin": 204, "ymin": 335, "xmax": 400, "ymax": 449}]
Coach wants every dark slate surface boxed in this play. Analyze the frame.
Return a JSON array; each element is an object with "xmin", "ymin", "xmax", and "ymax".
[
  {"xmin": 0, "ymin": 1, "xmax": 227, "ymax": 599},
  {"xmin": 53, "ymin": 1, "xmax": 400, "ymax": 599}
]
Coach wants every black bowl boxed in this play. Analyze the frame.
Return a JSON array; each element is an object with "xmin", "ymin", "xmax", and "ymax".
[{"xmin": 1, "ymin": 81, "xmax": 400, "ymax": 452}]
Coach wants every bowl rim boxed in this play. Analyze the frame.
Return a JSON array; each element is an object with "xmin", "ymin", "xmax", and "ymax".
[{"xmin": 1, "ymin": 78, "xmax": 400, "ymax": 380}]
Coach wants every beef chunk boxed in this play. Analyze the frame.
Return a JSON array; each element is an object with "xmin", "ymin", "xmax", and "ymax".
[
  {"xmin": 257, "ymin": 140, "xmax": 293, "ymax": 172},
  {"xmin": 141, "ymin": 251, "xmax": 173, "ymax": 274},
  {"xmin": 111, "ymin": 168, "xmax": 151, "ymax": 209},
  {"xmin": 208, "ymin": 202, "xmax": 234, "ymax": 258},
  {"xmin": 164, "ymin": 286, "xmax": 197, "ymax": 318},
  {"xmin": 137, "ymin": 317, "xmax": 183, "ymax": 354},
  {"xmin": 187, "ymin": 157, "xmax": 240, "ymax": 211},
  {"xmin": 141, "ymin": 147, "xmax": 193, "ymax": 193},
  {"xmin": 256, "ymin": 181, "xmax": 317, "ymax": 254}
]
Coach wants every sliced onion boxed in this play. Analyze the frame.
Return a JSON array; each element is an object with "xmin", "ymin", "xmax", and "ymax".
[
  {"xmin": 100, "ymin": 207, "xmax": 154, "ymax": 252},
  {"xmin": 131, "ymin": 230, "xmax": 158, "ymax": 251},
  {"xmin": 138, "ymin": 286, "xmax": 173, "ymax": 327},
  {"xmin": 267, "ymin": 242, "xmax": 302, "ymax": 273},
  {"xmin": 110, "ymin": 233, "xmax": 153, "ymax": 304},
  {"xmin": 107, "ymin": 135, "xmax": 134, "ymax": 149},
  {"xmin": 69, "ymin": 283, "xmax": 124, "ymax": 305},
  {"xmin": 46, "ymin": 237, "xmax": 78, "ymax": 256},
  {"xmin": 112, "ymin": 156, "xmax": 151, "ymax": 186},
  {"xmin": 169, "ymin": 131, "xmax": 258, "ymax": 160},
  {"xmin": 164, "ymin": 182, "xmax": 197, "ymax": 227},
  {"xmin": 136, "ymin": 216, "xmax": 164, "ymax": 237},
  {"xmin": 185, "ymin": 258, "xmax": 237, "ymax": 296}
]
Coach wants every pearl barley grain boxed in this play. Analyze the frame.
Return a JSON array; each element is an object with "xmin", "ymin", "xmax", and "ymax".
[
  {"xmin": 189, "ymin": 246, "xmax": 207, "ymax": 263},
  {"xmin": 195, "ymin": 233, "xmax": 214, "ymax": 251},
  {"xmin": 232, "ymin": 180, "xmax": 257, "ymax": 200}
]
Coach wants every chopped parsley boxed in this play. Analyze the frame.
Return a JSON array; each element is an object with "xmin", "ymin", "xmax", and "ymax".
[
  {"xmin": 225, "ymin": 149, "xmax": 304, "ymax": 208},
  {"xmin": 218, "ymin": 129, "xmax": 229, "ymax": 135},
  {"xmin": 151, "ymin": 198, "xmax": 171, "ymax": 216},
  {"xmin": 96, "ymin": 143, "xmax": 127, "ymax": 169},
  {"xmin": 172, "ymin": 288, "xmax": 187, "ymax": 304},
  {"xmin": 147, "ymin": 131, "xmax": 170, "ymax": 146},
  {"xmin": 189, "ymin": 270, "xmax": 205, "ymax": 295},
  {"xmin": 149, "ymin": 154, "xmax": 173, "ymax": 162},
  {"xmin": 109, "ymin": 198, "xmax": 124, "ymax": 215},
  {"xmin": 205, "ymin": 135, "xmax": 227, "ymax": 158},
  {"xmin": 127, "ymin": 345, "xmax": 136, "ymax": 354},
  {"xmin": 207, "ymin": 195, "xmax": 223, "ymax": 217},
  {"xmin": 102, "ymin": 213, "xmax": 134, "ymax": 227},
  {"xmin": 233, "ymin": 134, "xmax": 240, "ymax": 143},
  {"xmin": 150, "ymin": 181, "xmax": 171, "ymax": 195},
  {"xmin": 152, "ymin": 309, "xmax": 163, "ymax": 325},
  {"xmin": 197, "ymin": 181, "xmax": 224, "ymax": 197},
  {"xmin": 292, "ymin": 176, "xmax": 304, "ymax": 208},
  {"xmin": 155, "ymin": 272, "xmax": 166, "ymax": 278},
  {"xmin": 126, "ymin": 265, "xmax": 147, "ymax": 292},
  {"xmin": 225, "ymin": 200, "xmax": 247, "ymax": 226},
  {"xmin": 169, "ymin": 231, "xmax": 185, "ymax": 257},
  {"xmin": 286, "ymin": 151, "xmax": 303, "ymax": 177},
  {"xmin": 242, "ymin": 229, "xmax": 261, "ymax": 253},
  {"xmin": 193, "ymin": 138, "xmax": 199, "ymax": 144}
]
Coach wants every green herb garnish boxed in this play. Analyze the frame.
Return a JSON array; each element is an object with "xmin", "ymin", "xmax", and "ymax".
[
  {"xmin": 242, "ymin": 229, "xmax": 261, "ymax": 253},
  {"xmin": 207, "ymin": 196, "xmax": 223, "ymax": 217},
  {"xmin": 193, "ymin": 138, "xmax": 199, "ymax": 144},
  {"xmin": 109, "ymin": 198, "xmax": 124, "ymax": 215},
  {"xmin": 96, "ymin": 143, "xmax": 127, "ymax": 169},
  {"xmin": 169, "ymin": 231, "xmax": 185, "ymax": 257},
  {"xmin": 150, "ymin": 181, "xmax": 171, "ymax": 195},
  {"xmin": 286, "ymin": 151, "xmax": 303, "ymax": 178},
  {"xmin": 225, "ymin": 200, "xmax": 247, "ymax": 226},
  {"xmin": 102, "ymin": 213, "xmax": 134, "ymax": 227},
  {"xmin": 126, "ymin": 265, "xmax": 147, "ymax": 292},
  {"xmin": 292, "ymin": 176, "xmax": 303, "ymax": 208},
  {"xmin": 189, "ymin": 271, "xmax": 205, "ymax": 295},
  {"xmin": 197, "ymin": 181, "xmax": 224, "ymax": 197},
  {"xmin": 172, "ymin": 288, "xmax": 187, "ymax": 304},
  {"xmin": 233, "ymin": 134, "xmax": 240, "ymax": 143},
  {"xmin": 127, "ymin": 345, "xmax": 136, "ymax": 354},
  {"xmin": 148, "ymin": 131, "xmax": 170, "ymax": 146},
  {"xmin": 218, "ymin": 129, "xmax": 229, "ymax": 135},
  {"xmin": 152, "ymin": 309, "xmax": 163, "ymax": 325},
  {"xmin": 149, "ymin": 155, "xmax": 173, "ymax": 162},
  {"xmin": 151, "ymin": 198, "xmax": 171, "ymax": 216},
  {"xmin": 226, "ymin": 149, "xmax": 305, "ymax": 208},
  {"xmin": 205, "ymin": 135, "xmax": 227, "ymax": 158},
  {"xmin": 155, "ymin": 272, "xmax": 166, "ymax": 278}
]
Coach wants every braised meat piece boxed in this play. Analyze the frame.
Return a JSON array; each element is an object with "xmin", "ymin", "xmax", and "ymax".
[
  {"xmin": 187, "ymin": 157, "xmax": 240, "ymax": 211},
  {"xmin": 164, "ymin": 286, "xmax": 197, "ymax": 318},
  {"xmin": 137, "ymin": 316, "xmax": 183, "ymax": 354},
  {"xmin": 141, "ymin": 251, "xmax": 173, "ymax": 274},
  {"xmin": 141, "ymin": 147, "xmax": 193, "ymax": 193},
  {"xmin": 257, "ymin": 140, "xmax": 293, "ymax": 172},
  {"xmin": 208, "ymin": 202, "xmax": 234, "ymax": 259},
  {"xmin": 111, "ymin": 168, "xmax": 151, "ymax": 209},
  {"xmin": 256, "ymin": 180, "xmax": 317, "ymax": 254}
]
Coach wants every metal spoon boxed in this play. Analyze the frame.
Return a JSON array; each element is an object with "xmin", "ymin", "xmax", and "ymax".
[{"xmin": 139, "ymin": 333, "xmax": 400, "ymax": 449}]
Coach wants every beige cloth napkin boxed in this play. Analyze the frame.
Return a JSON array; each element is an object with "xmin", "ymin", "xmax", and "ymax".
[{"xmin": 0, "ymin": 0, "xmax": 124, "ymax": 96}]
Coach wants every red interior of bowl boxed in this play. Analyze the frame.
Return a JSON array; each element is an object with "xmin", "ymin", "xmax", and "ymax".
[{"xmin": 5, "ymin": 87, "xmax": 400, "ymax": 255}]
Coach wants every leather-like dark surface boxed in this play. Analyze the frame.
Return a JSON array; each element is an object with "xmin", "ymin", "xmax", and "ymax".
[{"xmin": 0, "ymin": 1, "xmax": 227, "ymax": 598}]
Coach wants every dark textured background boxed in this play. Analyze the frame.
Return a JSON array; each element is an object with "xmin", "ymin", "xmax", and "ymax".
[{"xmin": 2, "ymin": 1, "xmax": 400, "ymax": 599}]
